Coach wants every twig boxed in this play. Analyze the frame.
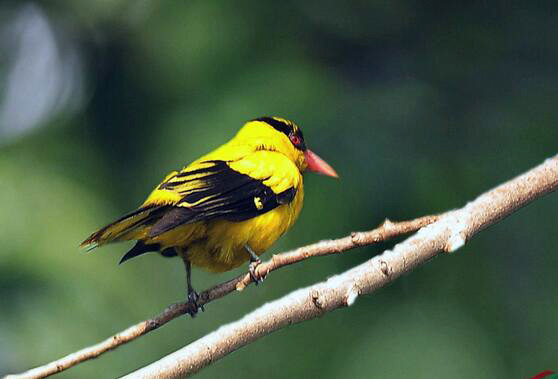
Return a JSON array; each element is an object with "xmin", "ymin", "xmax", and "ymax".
[
  {"xmin": 4, "ymin": 216, "xmax": 437, "ymax": 379},
  {"xmin": 121, "ymin": 154, "xmax": 558, "ymax": 379}
]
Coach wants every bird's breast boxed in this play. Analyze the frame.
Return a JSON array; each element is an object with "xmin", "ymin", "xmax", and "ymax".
[{"xmin": 188, "ymin": 184, "xmax": 304, "ymax": 272}]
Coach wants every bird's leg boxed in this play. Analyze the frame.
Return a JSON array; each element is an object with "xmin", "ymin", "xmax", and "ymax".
[
  {"xmin": 245, "ymin": 244, "xmax": 264, "ymax": 285},
  {"xmin": 180, "ymin": 251, "xmax": 204, "ymax": 316}
]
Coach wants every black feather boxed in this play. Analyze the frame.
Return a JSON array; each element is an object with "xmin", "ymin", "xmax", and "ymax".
[
  {"xmin": 147, "ymin": 160, "xmax": 297, "ymax": 238},
  {"xmin": 253, "ymin": 117, "xmax": 292, "ymax": 136},
  {"xmin": 160, "ymin": 248, "xmax": 177, "ymax": 258},
  {"xmin": 119, "ymin": 241, "xmax": 160, "ymax": 264},
  {"xmin": 149, "ymin": 207, "xmax": 196, "ymax": 237},
  {"xmin": 252, "ymin": 117, "xmax": 306, "ymax": 150}
]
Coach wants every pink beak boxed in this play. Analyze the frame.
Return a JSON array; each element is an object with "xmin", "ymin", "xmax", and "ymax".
[{"xmin": 304, "ymin": 150, "xmax": 339, "ymax": 178}]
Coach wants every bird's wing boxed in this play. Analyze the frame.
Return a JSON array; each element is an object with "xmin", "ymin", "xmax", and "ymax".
[{"xmin": 146, "ymin": 151, "xmax": 301, "ymax": 237}]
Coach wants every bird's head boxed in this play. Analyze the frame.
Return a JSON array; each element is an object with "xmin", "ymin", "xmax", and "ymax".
[{"xmin": 237, "ymin": 116, "xmax": 338, "ymax": 178}]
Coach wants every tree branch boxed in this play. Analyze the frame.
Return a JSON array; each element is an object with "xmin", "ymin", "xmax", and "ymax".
[
  {"xmin": 7, "ymin": 154, "xmax": 558, "ymax": 379},
  {"xmin": 120, "ymin": 154, "xmax": 558, "ymax": 379},
  {"xmin": 4, "ymin": 215, "xmax": 438, "ymax": 379}
]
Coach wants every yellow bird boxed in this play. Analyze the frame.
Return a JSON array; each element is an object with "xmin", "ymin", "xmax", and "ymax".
[{"xmin": 81, "ymin": 117, "xmax": 338, "ymax": 313}]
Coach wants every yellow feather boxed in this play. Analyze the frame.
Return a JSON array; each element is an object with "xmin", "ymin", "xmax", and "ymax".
[{"xmin": 82, "ymin": 117, "xmax": 325, "ymax": 274}]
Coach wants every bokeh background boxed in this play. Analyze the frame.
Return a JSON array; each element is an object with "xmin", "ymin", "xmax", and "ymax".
[{"xmin": 1, "ymin": 1, "xmax": 558, "ymax": 378}]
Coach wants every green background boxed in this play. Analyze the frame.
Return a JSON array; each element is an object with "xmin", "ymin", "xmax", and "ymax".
[{"xmin": 1, "ymin": 1, "xmax": 557, "ymax": 378}]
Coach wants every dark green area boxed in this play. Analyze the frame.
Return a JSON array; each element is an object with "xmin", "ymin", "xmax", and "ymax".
[{"xmin": 1, "ymin": 1, "xmax": 557, "ymax": 378}]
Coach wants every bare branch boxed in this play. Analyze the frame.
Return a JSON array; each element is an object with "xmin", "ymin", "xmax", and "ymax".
[
  {"xmin": 4, "ymin": 215, "xmax": 438, "ymax": 379},
  {"xmin": 121, "ymin": 155, "xmax": 558, "ymax": 379}
]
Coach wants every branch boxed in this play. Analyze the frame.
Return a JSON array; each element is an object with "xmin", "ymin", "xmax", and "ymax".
[
  {"xmin": 5, "ymin": 216, "xmax": 438, "ymax": 379},
  {"xmin": 121, "ymin": 154, "xmax": 558, "ymax": 379}
]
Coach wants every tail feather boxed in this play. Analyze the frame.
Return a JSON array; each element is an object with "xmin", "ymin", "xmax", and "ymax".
[
  {"xmin": 148, "ymin": 207, "xmax": 195, "ymax": 238},
  {"xmin": 119, "ymin": 241, "xmax": 161, "ymax": 264},
  {"xmin": 80, "ymin": 205, "xmax": 167, "ymax": 251}
]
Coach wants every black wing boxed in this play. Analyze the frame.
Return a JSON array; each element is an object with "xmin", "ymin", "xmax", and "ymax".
[{"xmin": 148, "ymin": 160, "xmax": 296, "ymax": 237}]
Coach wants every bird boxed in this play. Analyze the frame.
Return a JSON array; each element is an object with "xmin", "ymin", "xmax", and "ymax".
[{"xmin": 81, "ymin": 116, "xmax": 338, "ymax": 314}]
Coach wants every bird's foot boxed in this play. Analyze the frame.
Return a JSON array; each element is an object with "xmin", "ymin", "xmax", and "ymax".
[
  {"xmin": 248, "ymin": 258, "xmax": 265, "ymax": 285},
  {"xmin": 185, "ymin": 289, "xmax": 204, "ymax": 317}
]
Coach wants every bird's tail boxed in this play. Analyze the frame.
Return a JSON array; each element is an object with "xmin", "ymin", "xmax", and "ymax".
[{"xmin": 80, "ymin": 205, "xmax": 166, "ymax": 252}]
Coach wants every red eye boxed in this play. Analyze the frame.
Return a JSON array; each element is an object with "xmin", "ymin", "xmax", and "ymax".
[{"xmin": 290, "ymin": 134, "xmax": 301, "ymax": 146}]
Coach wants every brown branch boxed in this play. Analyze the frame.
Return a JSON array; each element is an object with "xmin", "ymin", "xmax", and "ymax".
[
  {"xmin": 4, "ymin": 216, "xmax": 438, "ymax": 379},
  {"xmin": 120, "ymin": 154, "xmax": 558, "ymax": 379}
]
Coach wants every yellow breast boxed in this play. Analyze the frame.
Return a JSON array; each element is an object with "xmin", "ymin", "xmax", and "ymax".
[{"xmin": 187, "ymin": 182, "xmax": 304, "ymax": 272}]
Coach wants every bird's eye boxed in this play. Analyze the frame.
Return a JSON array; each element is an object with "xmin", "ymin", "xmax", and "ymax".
[{"xmin": 289, "ymin": 134, "xmax": 301, "ymax": 146}]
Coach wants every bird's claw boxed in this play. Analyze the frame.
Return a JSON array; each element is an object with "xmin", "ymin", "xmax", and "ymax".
[
  {"xmin": 186, "ymin": 290, "xmax": 204, "ymax": 317},
  {"xmin": 249, "ymin": 259, "xmax": 265, "ymax": 285}
]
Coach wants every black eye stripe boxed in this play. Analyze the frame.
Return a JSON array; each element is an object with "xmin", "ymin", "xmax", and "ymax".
[
  {"xmin": 253, "ymin": 117, "xmax": 292, "ymax": 136},
  {"xmin": 252, "ymin": 116, "xmax": 306, "ymax": 151}
]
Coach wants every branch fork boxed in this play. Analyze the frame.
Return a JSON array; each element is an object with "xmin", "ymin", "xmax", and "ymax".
[{"xmin": 6, "ymin": 154, "xmax": 558, "ymax": 379}]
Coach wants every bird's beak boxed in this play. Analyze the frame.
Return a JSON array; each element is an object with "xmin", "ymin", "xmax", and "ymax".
[{"xmin": 304, "ymin": 149, "xmax": 339, "ymax": 178}]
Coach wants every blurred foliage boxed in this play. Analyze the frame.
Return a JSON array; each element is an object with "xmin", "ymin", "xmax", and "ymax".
[{"xmin": 1, "ymin": 1, "xmax": 558, "ymax": 377}]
